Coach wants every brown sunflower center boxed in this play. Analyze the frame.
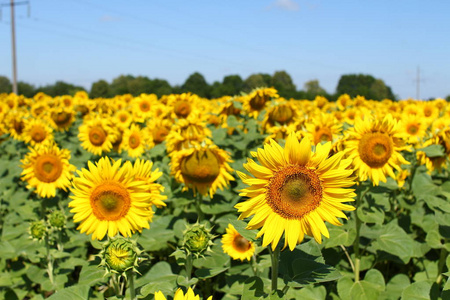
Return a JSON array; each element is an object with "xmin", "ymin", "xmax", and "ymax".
[
  {"xmin": 406, "ymin": 123, "xmax": 419, "ymax": 135},
  {"xmin": 314, "ymin": 127, "xmax": 332, "ymax": 144},
  {"xmin": 267, "ymin": 165, "xmax": 322, "ymax": 219},
  {"xmin": 52, "ymin": 111, "xmax": 72, "ymax": 126},
  {"xmin": 89, "ymin": 126, "xmax": 107, "ymax": 146},
  {"xmin": 358, "ymin": 132, "xmax": 393, "ymax": 168},
  {"xmin": 119, "ymin": 114, "xmax": 128, "ymax": 123},
  {"xmin": 181, "ymin": 149, "xmax": 220, "ymax": 183},
  {"xmin": 128, "ymin": 132, "xmax": 141, "ymax": 149},
  {"xmin": 140, "ymin": 101, "xmax": 151, "ymax": 112},
  {"xmin": 153, "ymin": 127, "xmax": 169, "ymax": 144},
  {"xmin": 90, "ymin": 181, "xmax": 131, "ymax": 221},
  {"xmin": 233, "ymin": 235, "xmax": 251, "ymax": 252},
  {"xmin": 249, "ymin": 94, "xmax": 267, "ymax": 111},
  {"xmin": 34, "ymin": 154, "xmax": 63, "ymax": 183},
  {"xmin": 30, "ymin": 125, "xmax": 47, "ymax": 142},
  {"xmin": 174, "ymin": 101, "xmax": 191, "ymax": 118},
  {"xmin": 13, "ymin": 119, "xmax": 24, "ymax": 134},
  {"xmin": 424, "ymin": 107, "xmax": 432, "ymax": 117}
]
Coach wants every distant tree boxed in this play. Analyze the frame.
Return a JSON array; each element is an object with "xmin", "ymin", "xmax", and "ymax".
[
  {"xmin": 446, "ymin": 95, "xmax": 450, "ymax": 102},
  {"xmin": 181, "ymin": 72, "xmax": 210, "ymax": 98},
  {"xmin": 244, "ymin": 74, "xmax": 269, "ymax": 92},
  {"xmin": 110, "ymin": 75, "xmax": 135, "ymax": 95},
  {"xmin": 336, "ymin": 74, "xmax": 395, "ymax": 101},
  {"xmin": 37, "ymin": 81, "xmax": 85, "ymax": 96},
  {"xmin": 17, "ymin": 81, "xmax": 35, "ymax": 97},
  {"xmin": 272, "ymin": 71, "xmax": 296, "ymax": 98},
  {"xmin": 210, "ymin": 75, "xmax": 244, "ymax": 98},
  {"xmin": 302, "ymin": 79, "xmax": 328, "ymax": 99},
  {"xmin": 128, "ymin": 76, "xmax": 153, "ymax": 96},
  {"xmin": 150, "ymin": 79, "xmax": 173, "ymax": 97},
  {"xmin": 0, "ymin": 76, "xmax": 12, "ymax": 93},
  {"xmin": 90, "ymin": 80, "xmax": 110, "ymax": 98}
]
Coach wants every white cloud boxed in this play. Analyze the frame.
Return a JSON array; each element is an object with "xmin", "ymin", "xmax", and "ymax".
[{"xmin": 272, "ymin": 0, "xmax": 300, "ymax": 11}]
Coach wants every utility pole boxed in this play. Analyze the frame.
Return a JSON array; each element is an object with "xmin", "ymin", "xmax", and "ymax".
[{"xmin": 1, "ymin": 0, "xmax": 30, "ymax": 95}]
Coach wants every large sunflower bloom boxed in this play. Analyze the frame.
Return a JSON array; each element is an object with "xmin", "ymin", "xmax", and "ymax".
[
  {"xmin": 78, "ymin": 116, "xmax": 118, "ymax": 156},
  {"xmin": 155, "ymin": 288, "xmax": 212, "ymax": 300},
  {"xmin": 221, "ymin": 224, "xmax": 255, "ymax": 261},
  {"xmin": 69, "ymin": 157, "xmax": 154, "ymax": 240},
  {"xmin": 344, "ymin": 114, "xmax": 410, "ymax": 185},
  {"xmin": 21, "ymin": 142, "xmax": 76, "ymax": 198},
  {"xmin": 170, "ymin": 143, "xmax": 234, "ymax": 197},
  {"xmin": 235, "ymin": 133, "xmax": 356, "ymax": 251},
  {"xmin": 22, "ymin": 118, "xmax": 54, "ymax": 147}
]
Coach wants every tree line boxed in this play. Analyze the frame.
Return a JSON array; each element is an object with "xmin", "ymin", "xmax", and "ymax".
[{"xmin": 0, "ymin": 71, "xmax": 401, "ymax": 101}]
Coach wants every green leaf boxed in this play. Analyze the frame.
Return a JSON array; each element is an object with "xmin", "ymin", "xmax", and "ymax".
[
  {"xmin": 369, "ymin": 221, "xmax": 415, "ymax": 263},
  {"xmin": 229, "ymin": 219, "xmax": 258, "ymax": 242},
  {"xmin": 349, "ymin": 269, "xmax": 385, "ymax": 300},
  {"xmin": 419, "ymin": 144, "xmax": 445, "ymax": 158},
  {"xmin": 138, "ymin": 215, "xmax": 175, "ymax": 252},
  {"xmin": 442, "ymin": 276, "xmax": 450, "ymax": 300},
  {"xmin": 324, "ymin": 226, "xmax": 356, "ymax": 248},
  {"xmin": 77, "ymin": 265, "xmax": 107, "ymax": 286},
  {"xmin": 135, "ymin": 261, "xmax": 177, "ymax": 289},
  {"xmin": 401, "ymin": 281, "xmax": 432, "ymax": 300},
  {"xmin": 412, "ymin": 171, "xmax": 440, "ymax": 197},
  {"xmin": 242, "ymin": 276, "xmax": 265, "ymax": 300},
  {"xmin": 337, "ymin": 276, "xmax": 353, "ymax": 300},
  {"xmin": 195, "ymin": 266, "xmax": 228, "ymax": 279},
  {"xmin": 46, "ymin": 284, "xmax": 91, "ymax": 300},
  {"xmin": 383, "ymin": 274, "xmax": 410, "ymax": 300},
  {"xmin": 286, "ymin": 285, "xmax": 326, "ymax": 300}
]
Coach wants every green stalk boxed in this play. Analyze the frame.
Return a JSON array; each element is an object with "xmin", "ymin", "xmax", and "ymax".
[
  {"xmin": 45, "ymin": 234, "xmax": 55, "ymax": 286},
  {"xmin": 127, "ymin": 270, "xmax": 136, "ymax": 300},
  {"xmin": 185, "ymin": 252, "xmax": 193, "ymax": 281},
  {"xmin": 269, "ymin": 244, "xmax": 280, "ymax": 292},
  {"xmin": 111, "ymin": 273, "xmax": 121, "ymax": 296},
  {"xmin": 251, "ymin": 252, "xmax": 258, "ymax": 276},
  {"xmin": 436, "ymin": 246, "xmax": 448, "ymax": 285},
  {"xmin": 353, "ymin": 185, "xmax": 369, "ymax": 282},
  {"xmin": 195, "ymin": 193, "xmax": 205, "ymax": 221}
]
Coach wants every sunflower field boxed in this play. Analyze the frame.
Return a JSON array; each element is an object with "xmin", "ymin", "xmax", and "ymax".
[{"xmin": 0, "ymin": 89, "xmax": 448, "ymax": 300}]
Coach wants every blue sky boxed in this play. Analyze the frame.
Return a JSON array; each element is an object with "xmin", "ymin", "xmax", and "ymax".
[{"xmin": 1, "ymin": 0, "xmax": 449, "ymax": 99}]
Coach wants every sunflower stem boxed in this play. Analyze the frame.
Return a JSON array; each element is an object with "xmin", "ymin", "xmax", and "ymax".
[
  {"xmin": 269, "ymin": 244, "xmax": 280, "ymax": 292},
  {"xmin": 436, "ymin": 246, "xmax": 448, "ymax": 285},
  {"xmin": 195, "ymin": 193, "xmax": 205, "ymax": 221},
  {"xmin": 111, "ymin": 273, "xmax": 121, "ymax": 296},
  {"xmin": 353, "ymin": 184, "xmax": 369, "ymax": 282},
  {"xmin": 127, "ymin": 270, "xmax": 136, "ymax": 300},
  {"xmin": 185, "ymin": 252, "xmax": 193, "ymax": 281},
  {"xmin": 45, "ymin": 233, "xmax": 55, "ymax": 287},
  {"xmin": 251, "ymin": 252, "xmax": 258, "ymax": 276}
]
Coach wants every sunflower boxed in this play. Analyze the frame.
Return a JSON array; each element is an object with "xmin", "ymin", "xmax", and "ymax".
[
  {"xmin": 235, "ymin": 133, "xmax": 356, "ymax": 250},
  {"xmin": 264, "ymin": 123, "xmax": 297, "ymax": 144},
  {"xmin": 166, "ymin": 93, "xmax": 199, "ymax": 120},
  {"xmin": 399, "ymin": 114, "xmax": 428, "ymax": 144},
  {"xmin": 122, "ymin": 123, "xmax": 151, "ymax": 158},
  {"xmin": 132, "ymin": 94, "xmax": 157, "ymax": 123},
  {"xmin": 69, "ymin": 157, "xmax": 154, "ymax": 240},
  {"xmin": 344, "ymin": 114, "xmax": 410, "ymax": 186},
  {"xmin": 242, "ymin": 87, "xmax": 278, "ymax": 118},
  {"xmin": 221, "ymin": 224, "xmax": 255, "ymax": 261},
  {"xmin": 262, "ymin": 100, "xmax": 298, "ymax": 130},
  {"xmin": 114, "ymin": 109, "xmax": 133, "ymax": 130},
  {"xmin": 304, "ymin": 112, "xmax": 342, "ymax": 146},
  {"xmin": 48, "ymin": 107, "xmax": 75, "ymax": 131},
  {"xmin": 417, "ymin": 129, "xmax": 450, "ymax": 173},
  {"xmin": 165, "ymin": 117, "xmax": 212, "ymax": 154},
  {"xmin": 78, "ymin": 116, "xmax": 118, "ymax": 156},
  {"xmin": 21, "ymin": 142, "xmax": 76, "ymax": 198},
  {"xmin": 129, "ymin": 158, "xmax": 167, "ymax": 208},
  {"xmin": 155, "ymin": 288, "xmax": 212, "ymax": 300},
  {"xmin": 170, "ymin": 143, "xmax": 234, "ymax": 197},
  {"xmin": 22, "ymin": 118, "xmax": 54, "ymax": 146},
  {"xmin": 146, "ymin": 117, "xmax": 173, "ymax": 145}
]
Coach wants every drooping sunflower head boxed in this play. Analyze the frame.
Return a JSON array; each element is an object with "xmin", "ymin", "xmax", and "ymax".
[
  {"xmin": 165, "ymin": 117, "xmax": 212, "ymax": 154},
  {"xmin": 221, "ymin": 224, "xmax": 255, "ymax": 261},
  {"xmin": 22, "ymin": 118, "xmax": 54, "ymax": 146},
  {"xmin": 344, "ymin": 114, "xmax": 410, "ymax": 185},
  {"xmin": 242, "ymin": 87, "xmax": 279, "ymax": 118},
  {"xmin": 48, "ymin": 107, "xmax": 75, "ymax": 131},
  {"xmin": 69, "ymin": 157, "xmax": 154, "ymax": 240},
  {"xmin": 21, "ymin": 142, "xmax": 76, "ymax": 198},
  {"xmin": 262, "ymin": 100, "xmax": 298, "ymax": 129},
  {"xmin": 171, "ymin": 143, "xmax": 234, "ymax": 197},
  {"xmin": 236, "ymin": 133, "xmax": 356, "ymax": 250}
]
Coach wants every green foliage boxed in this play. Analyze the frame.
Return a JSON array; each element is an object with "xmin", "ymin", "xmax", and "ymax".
[{"xmin": 336, "ymin": 74, "xmax": 396, "ymax": 100}]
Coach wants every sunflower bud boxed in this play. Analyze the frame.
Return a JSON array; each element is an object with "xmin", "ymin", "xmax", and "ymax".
[
  {"xmin": 48, "ymin": 210, "xmax": 66, "ymax": 229},
  {"xmin": 183, "ymin": 223, "xmax": 214, "ymax": 257},
  {"xmin": 100, "ymin": 237, "xmax": 143, "ymax": 274},
  {"xmin": 29, "ymin": 221, "xmax": 47, "ymax": 240}
]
